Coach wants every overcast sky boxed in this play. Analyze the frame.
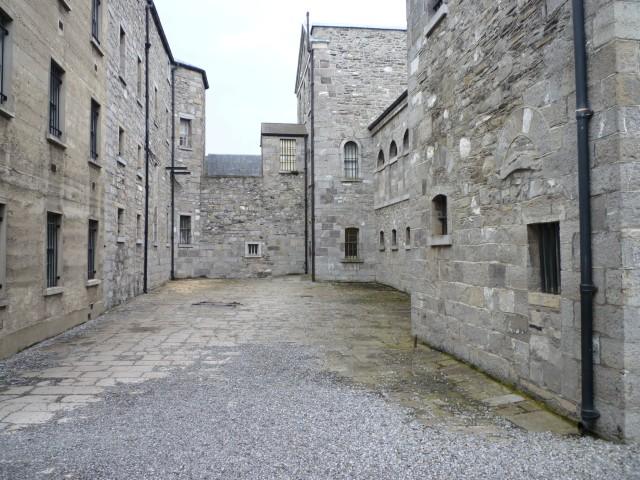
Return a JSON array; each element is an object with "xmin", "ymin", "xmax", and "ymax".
[{"xmin": 153, "ymin": 0, "xmax": 407, "ymax": 155}]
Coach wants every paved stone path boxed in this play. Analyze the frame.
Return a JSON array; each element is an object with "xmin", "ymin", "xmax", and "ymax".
[{"xmin": 0, "ymin": 277, "xmax": 637, "ymax": 479}]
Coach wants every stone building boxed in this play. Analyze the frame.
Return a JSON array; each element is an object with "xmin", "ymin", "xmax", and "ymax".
[{"xmin": 0, "ymin": 0, "xmax": 207, "ymax": 358}]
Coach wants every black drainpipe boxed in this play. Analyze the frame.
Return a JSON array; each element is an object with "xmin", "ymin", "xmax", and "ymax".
[
  {"xmin": 170, "ymin": 65, "xmax": 176, "ymax": 280},
  {"xmin": 307, "ymin": 13, "xmax": 316, "ymax": 282},
  {"xmin": 571, "ymin": 0, "xmax": 599, "ymax": 431},
  {"xmin": 304, "ymin": 134, "xmax": 309, "ymax": 275},
  {"xmin": 143, "ymin": 2, "xmax": 151, "ymax": 294}
]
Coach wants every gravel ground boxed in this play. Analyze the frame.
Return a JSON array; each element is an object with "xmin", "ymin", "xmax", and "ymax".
[{"xmin": 0, "ymin": 343, "xmax": 638, "ymax": 480}]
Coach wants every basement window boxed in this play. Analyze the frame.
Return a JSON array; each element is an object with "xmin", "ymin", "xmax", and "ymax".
[
  {"xmin": 245, "ymin": 242, "xmax": 262, "ymax": 258},
  {"xmin": 528, "ymin": 222, "xmax": 561, "ymax": 295}
]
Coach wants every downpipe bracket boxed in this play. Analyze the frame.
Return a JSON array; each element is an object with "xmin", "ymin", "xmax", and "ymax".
[{"xmin": 576, "ymin": 108, "xmax": 593, "ymax": 119}]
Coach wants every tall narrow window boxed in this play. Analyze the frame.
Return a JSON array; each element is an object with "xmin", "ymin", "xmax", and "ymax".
[
  {"xmin": 88, "ymin": 220, "xmax": 98, "ymax": 280},
  {"xmin": 280, "ymin": 139, "xmax": 296, "ymax": 172},
  {"xmin": 49, "ymin": 61, "xmax": 64, "ymax": 138},
  {"xmin": 136, "ymin": 57, "xmax": 142, "ymax": 99},
  {"xmin": 90, "ymin": 100, "xmax": 100, "ymax": 161},
  {"xmin": 118, "ymin": 127, "xmax": 125, "ymax": 158},
  {"xmin": 389, "ymin": 141, "xmax": 398, "ymax": 159},
  {"xmin": 0, "ymin": 203, "xmax": 6, "ymax": 297},
  {"xmin": 345, "ymin": 228, "xmax": 359, "ymax": 260},
  {"xmin": 403, "ymin": 130, "xmax": 410, "ymax": 152},
  {"xmin": 406, "ymin": 227, "xmax": 411, "ymax": 247},
  {"xmin": 153, "ymin": 206, "xmax": 158, "ymax": 244},
  {"xmin": 392, "ymin": 229, "xmax": 398, "ymax": 249},
  {"xmin": 379, "ymin": 231, "xmax": 385, "ymax": 251},
  {"xmin": 46, "ymin": 212, "xmax": 61, "ymax": 288},
  {"xmin": 344, "ymin": 141, "xmax": 359, "ymax": 179},
  {"xmin": 179, "ymin": 118, "xmax": 192, "ymax": 148},
  {"xmin": 119, "ymin": 27, "xmax": 126, "ymax": 79},
  {"xmin": 377, "ymin": 150, "xmax": 385, "ymax": 168},
  {"xmin": 91, "ymin": 0, "xmax": 101, "ymax": 42},
  {"xmin": 117, "ymin": 208, "xmax": 124, "ymax": 238},
  {"xmin": 432, "ymin": 195, "xmax": 448, "ymax": 235},
  {"xmin": 179, "ymin": 215, "xmax": 192, "ymax": 245},
  {"xmin": 154, "ymin": 86, "xmax": 158, "ymax": 122},
  {"xmin": 136, "ymin": 214, "xmax": 142, "ymax": 241},
  {"xmin": 529, "ymin": 222, "xmax": 561, "ymax": 295},
  {"xmin": 0, "ymin": 11, "xmax": 11, "ymax": 105}
]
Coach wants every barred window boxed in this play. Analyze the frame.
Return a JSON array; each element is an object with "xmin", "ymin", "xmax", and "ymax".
[
  {"xmin": 179, "ymin": 215, "xmax": 192, "ymax": 245},
  {"xmin": 179, "ymin": 118, "xmax": 192, "ymax": 148},
  {"xmin": 344, "ymin": 141, "xmax": 359, "ymax": 179},
  {"xmin": 90, "ymin": 100, "xmax": 100, "ymax": 161},
  {"xmin": 432, "ymin": 195, "xmax": 448, "ymax": 236},
  {"xmin": 529, "ymin": 222, "xmax": 561, "ymax": 295},
  {"xmin": 0, "ymin": 203, "xmax": 6, "ymax": 296},
  {"xmin": 245, "ymin": 242, "xmax": 262, "ymax": 258},
  {"xmin": 345, "ymin": 228, "xmax": 359, "ymax": 260},
  {"xmin": 0, "ymin": 11, "xmax": 11, "ymax": 105},
  {"xmin": 88, "ymin": 220, "xmax": 98, "ymax": 280},
  {"xmin": 280, "ymin": 139, "xmax": 296, "ymax": 172},
  {"xmin": 49, "ymin": 61, "xmax": 64, "ymax": 138},
  {"xmin": 91, "ymin": 0, "xmax": 101, "ymax": 42},
  {"xmin": 46, "ymin": 212, "xmax": 61, "ymax": 288}
]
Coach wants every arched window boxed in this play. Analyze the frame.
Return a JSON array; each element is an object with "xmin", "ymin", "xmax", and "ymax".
[
  {"xmin": 406, "ymin": 227, "xmax": 411, "ymax": 247},
  {"xmin": 377, "ymin": 150, "xmax": 385, "ymax": 168},
  {"xmin": 344, "ymin": 141, "xmax": 359, "ymax": 179},
  {"xmin": 345, "ymin": 228, "xmax": 359, "ymax": 260},
  {"xmin": 389, "ymin": 141, "xmax": 398, "ymax": 159},
  {"xmin": 379, "ymin": 231, "xmax": 385, "ymax": 250},
  {"xmin": 432, "ymin": 195, "xmax": 448, "ymax": 236},
  {"xmin": 403, "ymin": 130, "xmax": 410, "ymax": 152}
]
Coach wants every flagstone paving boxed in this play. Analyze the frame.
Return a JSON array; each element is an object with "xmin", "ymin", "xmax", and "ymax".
[{"xmin": 0, "ymin": 277, "xmax": 637, "ymax": 479}]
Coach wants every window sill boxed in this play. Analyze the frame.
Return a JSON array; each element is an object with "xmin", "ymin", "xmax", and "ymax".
[
  {"xmin": 0, "ymin": 298, "xmax": 8, "ymax": 309},
  {"xmin": 391, "ymin": 247, "xmax": 399, "ymax": 251},
  {"xmin": 279, "ymin": 171, "xmax": 300, "ymax": 175},
  {"xmin": 90, "ymin": 38, "xmax": 105, "ymax": 57},
  {"xmin": 178, "ymin": 244, "xmax": 193, "ymax": 249},
  {"xmin": 117, "ymin": 157, "xmax": 127, "ymax": 167},
  {"xmin": 0, "ymin": 104, "xmax": 15, "ymax": 120},
  {"xmin": 528, "ymin": 292, "xmax": 561, "ymax": 310},
  {"xmin": 86, "ymin": 279, "xmax": 101, "ymax": 288},
  {"xmin": 46, "ymin": 134, "xmax": 67, "ymax": 150},
  {"xmin": 58, "ymin": 0, "xmax": 72, "ymax": 12},
  {"xmin": 430, "ymin": 235, "xmax": 452, "ymax": 247},
  {"xmin": 341, "ymin": 258, "xmax": 364, "ymax": 264},
  {"xmin": 88, "ymin": 158, "xmax": 102, "ymax": 169},
  {"xmin": 44, "ymin": 287, "xmax": 64, "ymax": 297},
  {"xmin": 178, "ymin": 146, "xmax": 193, "ymax": 152},
  {"xmin": 341, "ymin": 178, "xmax": 362, "ymax": 184},
  {"xmin": 117, "ymin": 236, "xmax": 127, "ymax": 244},
  {"xmin": 136, "ymin": 171, "xmax": 144, "ymax": 180},
  {"xmin": 379, "ymin": 248, "xmax": 386, "ymax": 252},
  {"xmin": 153, "ymin": 243, "xmax": 159, "ymax": 248},
  {"xmin": 245, "ymin": 255, "xmax": 263, "ymax": 259},
  {"xmin": 119, "ymin": 75, "xmax": 127, "ymax": 87},
  {"xmin": 425, "ymin": 4, "xmax": 448, "ymax": 38},
  {"xmin": 136, "ymin": 240, "xmax": 143, "ymax": 246},
  {"xmin": 405, "ymin": 245, "xmax": 412, "ymax": 250}
]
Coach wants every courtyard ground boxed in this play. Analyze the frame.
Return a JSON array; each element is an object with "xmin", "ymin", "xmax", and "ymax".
[{"xmin": 0, "ymin": 277, "xmax": 637, "ymax": 479}]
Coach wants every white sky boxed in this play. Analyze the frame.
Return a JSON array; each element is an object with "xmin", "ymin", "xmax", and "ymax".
[{"xmin": 153, "ymin": 0, "xmax": 407, "ymax": 155}]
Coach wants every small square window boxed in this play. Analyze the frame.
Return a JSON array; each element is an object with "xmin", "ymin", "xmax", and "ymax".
[{"xmin": 245, "ymin": 242, "xmax": 262, "ymax": 258}]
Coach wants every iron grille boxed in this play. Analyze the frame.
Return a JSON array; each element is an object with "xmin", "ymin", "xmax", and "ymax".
[
  {"xmin": 280, "ymin": 139, "xmax": 296, "ymax": 172},
  {"xmin": 0, "ymin": 21, "xmax": 7, "ymax": 104},
  {"xmin": 344, "ymin": 142, "xmax": 359, "ymax": 179},
  {"xmin": 49, "ymin": 62, "xmax": 63, "ymax": 138},
  {"xmin": 247, "ymin": 243, "xmax": 259, "ymax": 256},
  {"xmin": 179, "ymin": 216, "xmax": 191, "ymax": 245},
  {"xmin": 538, "ymin": 222, "xmax": 561, "ymax": 294},
  {"xmin": 345, "ymin": 228, "xmax": 359, "ymax": 260},
  {"xmin": 88, "ymin": 220, "xmax": 98, "ymax": 280},
  {"xmin": 90, "ymin": 100, "xmax": 99, "ymax": 161},
  {"xmin": 46, "ymin": 213, "xmax": 60, "ymax": 288},
  {"xmin": 91, "ymin": 0, "xmax": 101, "ymax": 41}
]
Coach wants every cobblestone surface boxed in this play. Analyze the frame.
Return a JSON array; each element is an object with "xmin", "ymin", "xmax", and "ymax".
[{"xmin": 0, "ymin": 277, "xmax": 637, "ymax": 478}]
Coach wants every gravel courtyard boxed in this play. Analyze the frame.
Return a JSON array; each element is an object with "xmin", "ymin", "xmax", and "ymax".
[{"xmin": 0, "ymin": 277, "xmax": 637, "ymax": 479}]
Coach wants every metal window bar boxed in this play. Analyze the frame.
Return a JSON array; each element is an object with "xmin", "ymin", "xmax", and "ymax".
[
  {"xmin": 248, "ymin": 244, "xmax": 259, "ymax": 256},
  {"xmin": 91, "ymin": 0, "xmax": 101, "ymax": 41},
  {"xmin": 49, "ymin": 62, "xmax": 63, "ymax": 137},
  {"xmin": 88, "ymin": 220, "xmax": 97, "ymax": 280},
  {"xmin": 345, "ymin": 228, "xmax": 359, "ymax": 259},
  {"xmin": 280, "ymin": 139, "xmax": 296, "ymax": 172},
  {"xmin": 0, "ymin": 22, "xmax": 7, "ymax": 104},
  {"xmin": 90, "ymin": 101, "xmax": 99, "ymax": 160},
  {"xmin": 344, "ymin": 142, "xmax": 358, "ymax": 179},
  {"xmin": 539, "ymin": 222, "xmax": 561, "ymax": 294},
  {"xmin": 46, "ymin": 213, "xmax": 59, "ymax": 288},
  {"xmin": 179, "ymin": 216, "xmax": 191, "ymax": 245}
]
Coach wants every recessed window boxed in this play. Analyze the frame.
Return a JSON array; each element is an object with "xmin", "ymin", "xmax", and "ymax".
[
  {"xmin": 153, "ymin": 206, "xmax": 158, "ymax": 244},
  {"xmin": 137, "ymin": 144, "xmax": 143, "ymax": 172},
  {"xmin": 179, "ymin": 118, "xmax": 192, "ymax": 148},
  {"xmin": 392, "ymin": 229, "xmax": 398, "ymax": 250},
  {"xmin": 432, "ymin": 195, "xmax": 448, "ymax": 236},
  {"xmin": 0, "ymin": 10, "xmax": 13, "ymax": 108},
  {"xmin": 245, "ymin": 242, "xmax": 262, "ymax": 258},
  {"xmin": 117, "ymin": 208, "xmax": 125, "ymax": 239},
  {"xmin": 119, "ymin": 27, "xmax": 126, "ymax": 79},
  {"xmin": 0, "ymin": 203, "xmax": 6, "ymax": 299},
  {"xmin": 345, "ymin": 228, "xmax": 359, "ymax": 260},
  {"xmin": 179, "ymin": 215, "xmax": 192, "ymax": 245},
  {"xmin": 379, "ymin": 231, "xmax": 385, "ymax": 251},
  {"xmin": 136, "ymin": 214, "xmax": 142, "ymax": 242},
  {"xmin": 88, "ymin": 220, "xmax": 98, "ymax": 280},
  {"xmin": 280, "ymin": 138, "xmax": 296, "ymax": 172},
  {"xmin": 90, "ymin": 100, "xmax": 100, "ymax": 161},
  {"xmin": 389, "ymin": 141, "xmax": 398, "ymax": 159},
  {"xmin": 344, "ymin": 141, "xmax": 359, "ymax": 179},
  {"xmin": 46, "ymin": 212, "xmax": 62, "ymax": 288},
  {"xmin": 154, "ymin": 86, "xmax": 158, "ymax": 122},
  {"xmin": 91, "ymin": 0, "xmax": 101, "ymax": 42},
  {"xmin": 406, "ymin": 227, "xmax": 411, "ymax": 247},
  {"xmin": 377, "ymin": 150, "xmax": 385, "ymax": 168},
  {"xmin": 49, "ymin": 60, "xmax": 64, "ymax": 138},
  {"xmin": 528, "ymin": 222, "xmax": 561, "ymax": 295},
  {"xmin": 118, "ymin": 127, "xmax": 125, "ymax": 158},
  {"xmin": 136, "ymin": 57, "xmax": 142, "ymax": 99},
  {"xmin": 403, "ymin": 130, "xmax": 410, "ymax": 152}
]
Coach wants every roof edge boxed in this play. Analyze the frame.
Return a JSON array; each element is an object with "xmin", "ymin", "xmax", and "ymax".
[
  {"xmin": 312, "ymin": 24, "xmax": 407, "ymax": 32},
  {"xmin": 148, "ymin": 1, "xmax": 174, "ymax": 63},
  {"xmin": 174, "ymin": 61, "xmax": 210, "ymax": 90}
]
